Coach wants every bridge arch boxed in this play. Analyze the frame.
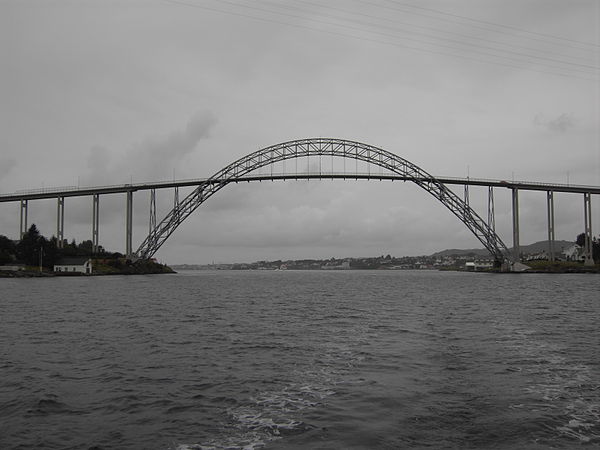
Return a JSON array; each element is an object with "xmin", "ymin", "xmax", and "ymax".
[{"xmin": 136, "ymin": 138, "xmax": 511, "ymax": 264}]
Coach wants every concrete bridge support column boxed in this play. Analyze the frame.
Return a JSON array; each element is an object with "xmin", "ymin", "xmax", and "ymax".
[
  {"xmin": 173, "ymin": 187, "xmax": 180, "ymax": 222},
  {"xmin": 19, "ymin": 200, "xmax": 28, "ymax": 238},
  {"xmin": 583, "ymin": 192, "xmax": 593, "ymax": 266},
  {"xmin": 92, "ymin": 194, "xmax": 99, "ymax": 254},
  {"xmin": 487, "ymin": 187, "xmax": 495, "ymax": 232},
  {"xmin": 512, "ymin": 188, "xmax": 520, "ymax": 261},
  {"xmin": 149, "ymin": 189, "xmax": 156, "ymax": 236},
  {"xmin": 547, "ymin": 191, "xmax": 555, "ymax": 262},
  {"xmin": 126, "ymin": 191, "xmax": 133, "ymax": 258},
  {"xmin": 56, "ymin": 196, "xmax": 65, "ymax": 248}
]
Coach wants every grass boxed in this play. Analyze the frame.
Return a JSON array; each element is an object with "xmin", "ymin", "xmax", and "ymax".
[{"xmin": 524, "ymin": 260, "xmax": 600, "ymax": 273}]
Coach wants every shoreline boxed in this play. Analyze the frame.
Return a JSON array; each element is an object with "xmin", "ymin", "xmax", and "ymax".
[
  {"xmin": 0, "ymin": 259, "xmax": 176, "ymax": 278},
  {"xmin": 0, "ymin": 270, "xmax": 177, "ymax": 278}
]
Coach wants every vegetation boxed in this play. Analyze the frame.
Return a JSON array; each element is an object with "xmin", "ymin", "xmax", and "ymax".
[
  {"xmin": 92, "ymin": 258, "xmax": 174, "ymax": 275},
  {"xmin": 0, "ymin": 224, "xmax": 122, "ymax": 269},
  {"xmin": 524, "ymin": 260, "xmax": 599, "ymax": 273},
  {"xmin": 0, "ymin": 235, "xmax": 16, "ymax": 265},
  {"xmin": 0, "ymin": 224, "xmax": 172, "ymax": 275},
  {"xmin": 575, "ymin": 233, "xmax": 600, "ymax": 264}
]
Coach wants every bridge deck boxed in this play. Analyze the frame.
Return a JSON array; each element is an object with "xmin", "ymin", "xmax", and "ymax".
[{"xmin": 1, "ymin": 173, "xmax": 599, "ymax": 202}]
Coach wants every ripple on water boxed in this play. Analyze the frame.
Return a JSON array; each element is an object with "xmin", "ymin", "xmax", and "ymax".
[{"xmin": 1, "ymin": 271, "xmax": 599, "ymax": 450}]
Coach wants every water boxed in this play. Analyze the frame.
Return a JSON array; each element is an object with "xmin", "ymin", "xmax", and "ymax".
[{"xmin": 1, "ymin": 270, "xmax": 598, "ymax": 449}]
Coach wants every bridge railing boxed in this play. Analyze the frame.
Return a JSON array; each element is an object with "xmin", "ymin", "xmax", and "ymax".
[{"xmin": 1, "ymin": 172, "xmax": 599, "ymax": 201}]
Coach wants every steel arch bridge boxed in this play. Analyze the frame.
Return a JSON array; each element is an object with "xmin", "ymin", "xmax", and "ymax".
[{"xmin": 136, "ymin": 138, "xmax": 512, "ymax": 265}]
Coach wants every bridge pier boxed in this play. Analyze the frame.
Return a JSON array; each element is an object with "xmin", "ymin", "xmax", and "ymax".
[
  {"xmin": 583, "ymin": 192, "xmax": 593, "ymax": 266},
  {"xmin": 487, "ymin": 186, "xmax": 495, "ymax": 232},
  {"xmin": 56, "ymin": 196, "xmax": 65, "ymax": 248},
  {"xmin": 149, "ymin": 189, "xmax": 156, "ymax": 237},
  {"xmin": 126, "ymin": 191, "xmax": 133, "ymax": 258},
  {"xmin": 173, "ymin": 186, "xmax": 180, "ymax": 222},
  {"xmin": 512, "ymin": 188, "xmax": 520, "ymax": 261},
  {"xmin": 92, "ymin": 194, "xmax": 100, "ymax": 254},
  {"xmin": 19, "ymin": 199, "xmax": 28, "ymax": 238},
  {"xmin": 547, "ymin": 191, "xmax": 555, "ymax": 262}
]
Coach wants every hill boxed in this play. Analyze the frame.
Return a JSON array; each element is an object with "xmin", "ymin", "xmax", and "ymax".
[{"xmin": 431, "ymin": 240, "xmax": 573, "ymax": 258}]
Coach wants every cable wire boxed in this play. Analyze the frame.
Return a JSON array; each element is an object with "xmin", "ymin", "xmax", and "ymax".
[
  {"xmin": 268, "ymin": 0, "xmax": 599, "ymax": 72},
  {"xmin": 386, "ymin": 0, "xmax": 600, "ymax": 49},
  {"xmin": 288, "ymin": 0, "xmax": 597, "ymax": 65},
  {"xmin": 161, "ymin": 0, "xmax": 598, "ymax": 81}
]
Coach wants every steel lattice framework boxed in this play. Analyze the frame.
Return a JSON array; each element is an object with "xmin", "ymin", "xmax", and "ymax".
[{"xmin": 136, "ymin": 138, "xmax": 512, "ymax": 264}]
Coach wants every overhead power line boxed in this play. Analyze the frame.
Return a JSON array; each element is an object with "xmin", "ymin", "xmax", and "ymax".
[
  {"xmin": 161, "ymin": 0, "xmax": 599, "ymax": 81},
  {"xmin": 183, "ymin": 0, "xmax": 599, "ymax": 75},
  {"xmin": 289, "ymin": 0, "xmax": 596, "ymax": 65},
  {"xmin": 386, "ymin": 0, "xmax": 600, "ymax": 49},
  {"xmin": 362, "ymin": 0, "xmax": 599, "ymax": 54},
  {"xmin": 280, "ymin": 0, "xmax": 599, "ymax": 72}
]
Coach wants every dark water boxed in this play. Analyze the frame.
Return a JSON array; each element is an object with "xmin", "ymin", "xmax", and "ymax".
[{"xmin": 1, "ymin": 270, "xmax": 598, "ymax": 449}]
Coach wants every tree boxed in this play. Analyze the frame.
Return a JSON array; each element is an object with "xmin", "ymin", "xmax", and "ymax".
[
  {"xmin": 43, "ymin": 237, "xmax": 59, "ymax": 268},
  {"xmin": 575, "ymin": 233, "xmax": 600, "ymax": 264},
  {"xmin": 14, "ymin": 224, "xmax": 58, "ymax": 268},
  {"xmin": 78, "ymin": 240, "xmax": 93, "ymax": 254},
  {"xmin": 0, "ymin": 235, "xmax": 16, "ymax": 265},
  {"xmin": 16, "ymin": 224, "xmax": 43, "ymax": 266}
]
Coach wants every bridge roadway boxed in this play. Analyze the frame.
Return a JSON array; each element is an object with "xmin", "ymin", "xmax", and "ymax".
[{"xmin": 1, "ymin": 172, "xmax": 599, "ymax": 202}]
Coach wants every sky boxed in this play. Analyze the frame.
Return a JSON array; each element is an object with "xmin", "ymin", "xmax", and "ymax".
[{"xmin": 0, "ymin": 0, "xmax": 599, "ymax": 264}]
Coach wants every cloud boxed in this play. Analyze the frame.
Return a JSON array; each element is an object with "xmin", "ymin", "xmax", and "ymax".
[
  {"xmin": 75, "ymin": 111, "xmax": 218, "ymax": 228},
  {"xmin": 0, "ymin": 157, "xmax": 16, "ymax": 179},
  {"xmin": 134, "ymin": 111, "xmax": 217, "ymax": 163},
  {"xmin": 85, "ymin": 111, "xmax": 217, "ymax": 186},
  {"xmin": 534, "ymin": 113, "xmax": 575, "ymax": 132}
]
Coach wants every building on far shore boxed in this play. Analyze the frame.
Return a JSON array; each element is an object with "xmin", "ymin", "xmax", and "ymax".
[
  {"xmin": 562, "ymin": 244, "xmax": 585, "ymax": 262},
  {"xmin": 54, "ymin": 257, "xmax": 92, "ymax": 274},
  {"xmin": 0, "ymin": 264, "xmax": 25, "ymax": 272},
  {"xmin": 465, "ymin": 260, "xmax": 494, "ymax": 271}
]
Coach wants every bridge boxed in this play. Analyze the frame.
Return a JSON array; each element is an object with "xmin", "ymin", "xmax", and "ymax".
[{"xmin": 1, "ymin": 138, "xmax": 597, "ymax": 269}]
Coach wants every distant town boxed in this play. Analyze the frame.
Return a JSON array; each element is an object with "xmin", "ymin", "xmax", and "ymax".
[
  {"xmin": 2, "ymin": 223, "xmax": 596, "ymax": 276},
  {"xmin": 171, "ymin": 239, "xmax": 583, "ymax": 272}
]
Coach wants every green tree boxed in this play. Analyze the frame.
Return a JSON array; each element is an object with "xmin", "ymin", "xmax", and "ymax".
[
  {"xmin": 14, "ymin": 225, "xmax": 58, "ymax": 268},
  {"xmin": 17, "ymin": 224, "xmax": 43, "ymax": 266},
  {"xmin": 575, "ymin": 233, "xmax": 600, "ymax": 264},
  {"xmin": 77, "ymin": 240, "xmax": 93, "ymax": 254},
  {"xmin": 43, "ymin": 237, "xmax": 59, "ymax": 268},
  {"xmin": 0, "ymin": 235, "xmax": 17, "ymax": 265}
]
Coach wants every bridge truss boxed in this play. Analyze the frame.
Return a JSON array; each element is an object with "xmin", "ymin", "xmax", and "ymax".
[{"xmin": 135, "ymin": 138, "xmax": 512, "ymax": 264}]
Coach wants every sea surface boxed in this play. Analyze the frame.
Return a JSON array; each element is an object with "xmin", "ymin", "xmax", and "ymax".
[{"xmin": 0, "ymin": 270, "xmax": 599, "ymax": 449}]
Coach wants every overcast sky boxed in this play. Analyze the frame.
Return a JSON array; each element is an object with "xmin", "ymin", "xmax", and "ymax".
[{"xmin": 1, "ymin": 0, "xmax": 599, "ymax": 264}]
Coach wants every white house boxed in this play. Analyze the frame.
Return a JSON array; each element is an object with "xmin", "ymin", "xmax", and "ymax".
[
  {"xmin": 54, "ymin": 257, "xmax": 93, "ymax": 274},
  {"xmin": 0, "ymin": 264, "xmax": 25, "ymax": 272},
  {"xmin": 562, "ymin": 244, "xmax": 584, "ymax": 262},
  {"xmin": 465, "ymin": 260, "xmax": 494, "ymax": 271}
]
